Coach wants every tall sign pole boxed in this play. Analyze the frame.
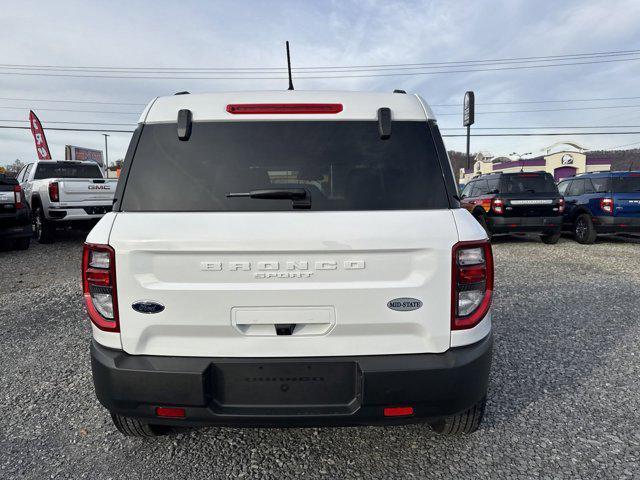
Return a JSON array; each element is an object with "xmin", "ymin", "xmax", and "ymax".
[
  {"xmin": 463, "ymin": 91, "xmax": 475, "ymax": 171},
  {"xmin": 29, "ymin": 110, "xmax": 52, "ymax": 160}
]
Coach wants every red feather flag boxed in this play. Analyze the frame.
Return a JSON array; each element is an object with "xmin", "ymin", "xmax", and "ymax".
[{"xmin": 29, "ymin": 110, "xmax": 52, "ymax": 160}]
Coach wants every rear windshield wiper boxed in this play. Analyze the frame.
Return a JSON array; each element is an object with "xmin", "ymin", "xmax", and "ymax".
[{"xmin": 226, "ymin": 188, "xmax": 311, "ymax": 209}]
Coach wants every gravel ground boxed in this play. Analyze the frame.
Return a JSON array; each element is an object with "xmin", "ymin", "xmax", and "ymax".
[{"xmin": 1, "ymin": 231, "xmax": 639, "ymax": 479}]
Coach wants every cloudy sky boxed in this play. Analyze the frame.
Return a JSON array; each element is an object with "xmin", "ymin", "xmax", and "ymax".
[{"xmin": 1, "ymin": 0, "xmax": 639, "ymax": 167}]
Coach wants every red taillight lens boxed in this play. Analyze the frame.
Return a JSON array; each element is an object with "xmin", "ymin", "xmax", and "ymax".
[
  {"xmin": 452, "ymin": 240, "xmax": 493, "ymax": 330},
  {"xmin": 13, "ymin": 185, "xmax": 23, "ymax": 208},
  {"xmin": 558, "ymin": 198, "xmax": 565, "ymax": 214},
  {"xmin": 82, "ymin": 243, "xmax": 119, "ymax": 332},
  {"xmin": 491, "ymin": 198, "xmax": 504, "ymax": 215},
  {"xmin": 226, "ymin": 103, "xmax": 343, "ymax": 115},
  {"xmin": 600, "ymin": 197, "xmax": 614, "ymax": 215},
  {"xmin": 48, "ymin": 182, "xmax": 59, "ymax": 202},
  {"xmin": 155, "ymin": 407, "xmax": 186, "ymax": 418},
  {"xmin": 383, "ymin": 406, "xmax": 414, "ymax": 417}
]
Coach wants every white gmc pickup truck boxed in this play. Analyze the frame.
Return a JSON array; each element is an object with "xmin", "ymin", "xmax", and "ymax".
[
  {"xmin": 17, "ymin": 160, "xmax": 117, "ymax": 243},
  {"xmin": 85, "ymin": 90, "xmax": 493, "ymax": 437}
]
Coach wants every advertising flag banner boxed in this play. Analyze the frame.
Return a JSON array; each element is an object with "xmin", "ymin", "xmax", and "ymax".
[{"xmin": 29, "ymin": 110, "xmax": 52, "ymax": 160}]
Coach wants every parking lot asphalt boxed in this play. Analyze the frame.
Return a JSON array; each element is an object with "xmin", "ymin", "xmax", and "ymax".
[{"xmin": 0, "ymin": 232, "xmax": 639, "ymax": 479}]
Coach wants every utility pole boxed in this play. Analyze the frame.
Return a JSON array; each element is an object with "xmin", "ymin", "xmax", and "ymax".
[{"xmin": 102, "ymin": 133, "xmax": 109, "ymax": 173}]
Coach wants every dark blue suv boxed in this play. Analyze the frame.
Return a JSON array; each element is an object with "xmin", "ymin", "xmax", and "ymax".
[{"xmin": 557, "ymin": 171, "xmax": 640, "ymax": 244}]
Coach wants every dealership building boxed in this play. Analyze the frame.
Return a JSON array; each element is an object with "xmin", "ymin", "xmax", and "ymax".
[{"xmin": 459, "ymin": 142, "xmax": 612, "ymax": 185}]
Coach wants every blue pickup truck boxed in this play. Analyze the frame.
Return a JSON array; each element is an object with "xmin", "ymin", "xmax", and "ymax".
[{"xmin": 557, "ymin": 171, "xmax": 640, "ymax": 243}]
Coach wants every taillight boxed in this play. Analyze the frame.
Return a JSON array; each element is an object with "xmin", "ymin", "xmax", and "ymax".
[
  {"xmin": 82, "ymin": 243, "xmax": 119, "ymax": 332},
  {"xmin": 13, "ymin": 185, "xmax": 23, "ymax": 208},
  {"xmin": 600, "ymin": 197, "xmax": 614, "ymax": 215},
  {"xmin": 49, "ymin": 182, "xmax": 59, "ymax": 202},
  {"xmin": 491, "ymin": 198, "xmax": 504, "ymax": 215},
  {"xmin": 226, "ymin": 103, "xmax": 343, "ymax": 114},
  {"xmin": 452, "ymin": 240, "xmax": 493, "ymax": 330},
  {"xmin": 558, "ymin": 198, "xmax": 565, "ymax": 214}
]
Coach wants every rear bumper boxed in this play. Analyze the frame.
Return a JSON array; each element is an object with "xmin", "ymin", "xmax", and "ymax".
[
  {"xmin": 0, "ymin": 211, "xmax": 32, "ymax": 238},
  {"xmin": 47, "ymin": 204, "xmax": 112, "ymax": 221},
  {"xmin": 91, "ymin": 334, "xmax": 493, "ymax": 427},
  {"xmin": 488, "ymin": 215, "xmax": 562, "ymax": 234},
  {"xmin": 592, "ymin": 215, "xmax": 640, "ymax": 234}
]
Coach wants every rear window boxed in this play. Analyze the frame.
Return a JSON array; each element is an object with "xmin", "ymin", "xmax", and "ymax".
[
  {"xmin": 612, "ymin": 175, "xmax": 640, "ymax": 193},
  {"xmin": 120, "ymin": 121, "xmax": 449, "ymax": 211},
  {"xmin": 0, "ymin": 175, "xmax": 18, "ymax": 186},
  {"xmin": 34, "ymin": 163, "xmax": 103, "ymax": 180},
  {"xmin": 500, "ymin": 174, "xmax": 558, "ymax": 194}
]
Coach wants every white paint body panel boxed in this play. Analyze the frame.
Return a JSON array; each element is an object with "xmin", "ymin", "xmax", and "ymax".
[
  {"xmin": 142, "ymin": 90, "xmax": 432, "ymax": 124},
  {"xmin": 108, "ymin": 210, "xmax": 468, "ymax": 357}
]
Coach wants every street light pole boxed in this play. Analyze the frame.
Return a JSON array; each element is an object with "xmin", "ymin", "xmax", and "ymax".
[{"xmin": 102, "ymin": 134, "xmax": 109, "ymax": 174}]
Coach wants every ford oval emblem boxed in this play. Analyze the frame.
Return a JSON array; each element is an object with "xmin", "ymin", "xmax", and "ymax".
[
  {"xmin": 387, "ymin": 297, "xmax": 423, "ymax": 312},
  {"xmin": 132, "ymin": 301, "xmax": 165, "ymax": 314}
]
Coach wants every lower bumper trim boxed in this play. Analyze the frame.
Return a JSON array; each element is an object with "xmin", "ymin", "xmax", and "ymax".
[{"xmin": 91, "ymin": 334, "xmax": 493, "ymax": 426}]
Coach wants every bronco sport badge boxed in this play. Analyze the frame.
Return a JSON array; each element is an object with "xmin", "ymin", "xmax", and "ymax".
[{"xmin": 387, "ymin": 298, "xmax": 423, "ymax": 311}]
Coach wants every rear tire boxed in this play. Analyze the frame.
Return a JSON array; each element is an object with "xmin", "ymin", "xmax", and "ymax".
[
  {"xmin": 33, "ymin": 206, "xmax": 55, "ymax": 244},
  {"xmin": 429, "ymin": 395, "xmax": 486, "ymax": 435},
  {"xmin": 14, "ymin": 237, "xmax": 30, "ymax": 250},
  {"xmin": 110, "ymin": 413, "xmax": 171, "ymax": 437},
  {"xmin": 573, "ymin": 214, "xmax": 597, "ymax": 244},
  {"xmin": 540, "ymin": 231, "xmax": 561, "ymax": 244}
]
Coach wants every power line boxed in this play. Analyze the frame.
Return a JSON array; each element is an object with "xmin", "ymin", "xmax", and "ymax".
[
  {"xmin": 2, "ymin": 123, "xmax": 640, "ymax": 137},
  {"xmin": 3, "ymin": 51, "xmax": 638, "ymax": 74},
  {"xmin": 0, "ymin": 119, "xmax": 136, "ymax": 126},
  {"xmin": 440, "ymin": 125, "xmax": 640, "ymax": 130},
  {"xmin": 0, "ymin": 125, "xmax": 134, "ymax": 133},
  {"xmin": 1, "ymin": 94, "xmax": 639, "ymax": 110},
  {"xmin": 610, "ymin": 139, "xmax": 640, "ymax": 149},
  {"xmin": 436, "ymin": 104, "xmax": 640, "ymax": 116},
  {"xmin": 0, "ymin": 56, "xmax": 638, "ymax": 80},
  {"xmin": 2, "ymin": 48, "xmax": 638, "ymax": 72},
  {"xmin": 0, "ymin": 106, "xmax": 140, "ymax": 115},
  {"xmin": 0, "ymin": 96, "xmax": 146, "ymax": 106},
  {"xmin": 432, "ymin": 95, "xmax": 640, "ymax": 107},
  {"xmin": 2, "ymin": 103, "xmax": 639, "ymax": 117}
]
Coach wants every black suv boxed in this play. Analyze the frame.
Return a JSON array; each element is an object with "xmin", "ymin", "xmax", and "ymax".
[
  {"xmin": 0, "ymin": 174, "xmax": 31, "ymax": 250},
  {"xmin": 460, "ymin": 172, "xmax": 564, "ymax": 243}
]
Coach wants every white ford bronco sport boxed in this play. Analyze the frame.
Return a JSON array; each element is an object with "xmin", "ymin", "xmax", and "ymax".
[{"xmin": 84, "ymin": 90, "xmax": 493, "ymax": 437}]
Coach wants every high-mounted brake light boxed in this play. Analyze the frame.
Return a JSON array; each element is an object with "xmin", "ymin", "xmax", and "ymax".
[
  {"xmin": 558, "ymin": 198, "xmax": 565, "ymax": 214},
  {"xmin": 452, "ymin": 240, "xmax": 493, "ymax": 330},
  {"xmin": 226, "ymin": 103, "xmax": 343, "ymax": 115},
  {"xmin": 13, "ymin": 185, "xmax": 23, "ymax": 209},
  {"xmin": 600, "ymin": 197, "xmax": 614, "ymax": 215},
  {"xmin": 49, "ymin": 181, "xmax": 59, "ymax": 202},
  {"xmin": 82, "ymin": 243, "xmax": 119, "ymax": 332},
  {"xmin": 492, "ymin": 198, "xmax": 504, "ymax": 215}
]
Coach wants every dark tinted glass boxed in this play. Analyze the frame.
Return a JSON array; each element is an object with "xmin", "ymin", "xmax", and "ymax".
[
  {"xmin": 501, "ymin": 173, "xmax": 558, "ymax": 194},
  {"xmin": 567, "ymin": 179, "xmax": 584, "ymax": 196},
  {"xmin": 590, "ymin": 177, "xmax": 609, "ymax": 192},
  {"xmin": 583, "ymin": 179, "xmax": 596, "ymax": 194},
  {"xmin": 613, "ymin": 175, "xmax": 640, "ymax": 193},
  {"xmin": 486, "ymin": 178, "xmax": 500, "ymax": 193},
  {"xmin": 557, "ymin": 181, "xmax": 570, "ymax": 196},
  {"xmin": 461, "ymin": 182, "xmax": 473, "ymax": 197},
  {"xmin": 121, "ymin": 121, "xmax": 449, "ymax": 211},
  {"xmin": 34, "ymin": 163, "xmax": 102, "ymax": 180},
  {"xmin": 473, "ymin": 180, "xmax": 489, "ymax": 195}
]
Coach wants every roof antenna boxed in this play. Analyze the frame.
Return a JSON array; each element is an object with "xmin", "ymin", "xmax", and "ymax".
[{"xmin": 286, "ymin": 41, "xmax": 294, "ymax": 90}]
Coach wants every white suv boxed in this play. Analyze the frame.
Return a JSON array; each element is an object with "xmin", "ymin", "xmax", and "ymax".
[{"xmin": 85, "ymin": 90, "xmax": 493, "ymax": 437}]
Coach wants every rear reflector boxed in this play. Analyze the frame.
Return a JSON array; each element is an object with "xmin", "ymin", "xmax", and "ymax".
[
  {"xmin": 226, "ymin": 103, "xmax": 343, "ymax": 115},
  {"xmin": 383, "ymin": 406, "xmax": 414, "ymax": 417},
  {"xmin": 155, "ymin": 407, "xmax": 186, "ymax": 418}
]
